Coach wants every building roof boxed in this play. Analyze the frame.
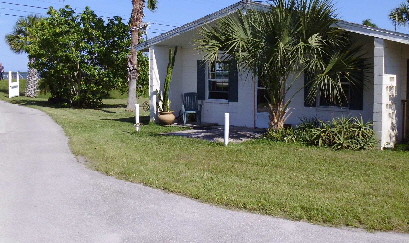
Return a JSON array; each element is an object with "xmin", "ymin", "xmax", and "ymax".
[
  {"xmin": 136, "ymin": 0, "xmax": 409, "ymax": 51},
  {"xmin": 135, "ymin": 1, "xmax": 260, "ymax": 51},
  {"xmin": 335, "ymin": 20, "xmax": 409, "ymax": 45}
]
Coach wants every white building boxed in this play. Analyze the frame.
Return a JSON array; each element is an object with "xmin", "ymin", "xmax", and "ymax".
[{"xmin": 136, "ymin": 0, "xmax": 409, "ymax": 148}]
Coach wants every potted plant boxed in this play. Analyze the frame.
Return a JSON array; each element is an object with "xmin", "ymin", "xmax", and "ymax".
[{"xmin": 157, "ymin": 46, "xmax": 178, "ymax": 125}]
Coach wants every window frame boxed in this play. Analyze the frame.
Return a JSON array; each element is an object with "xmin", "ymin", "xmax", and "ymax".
[{"xmin": 207, "ymin": 60, "xmax": 231, "ymax": 100}]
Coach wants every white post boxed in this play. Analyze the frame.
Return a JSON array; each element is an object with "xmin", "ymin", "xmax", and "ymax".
[
  {"xmin": 8, "ymin": 71, "xmax": 11, "ymax": 89},
  {"xmin": 224, "ymin": 113, "xmax": 230, "ymax": 146},
  {"xmin": 135, "ymin": 104, "xmax": 140, "ymax": 132},
  {"xmin": 8, "ymin": 71, "xmax": 20, "ymax": 98},
  {"xmin": 8, "ymin": 71, "xmax": 12, "ymax": 99}
]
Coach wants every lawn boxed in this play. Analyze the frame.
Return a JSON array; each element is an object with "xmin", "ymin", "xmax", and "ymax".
[{"xmin": 1, "ymin": 79, "xmax": 408, "ymax": 233}]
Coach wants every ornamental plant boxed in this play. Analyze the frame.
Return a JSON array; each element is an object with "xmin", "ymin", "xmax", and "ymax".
[{"xmin": 157, "ymin": 46, "xmax": 178, "ymax": 112}]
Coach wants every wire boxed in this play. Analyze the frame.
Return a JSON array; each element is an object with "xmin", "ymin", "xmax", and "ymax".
[
  {"xmin": 30, "ymin": 0, "xmax": 66, "ymax": 5},
  {"xmin": 0, "ymin": 7, "xmax": 42, "ymax": 15},
  {"xmin": 0, "ymin": 12, "xmax": 25, "ymax": 17},
  {"xmin": 183, "ymin": 0, "xmax": 226, "ymax": 7},
  {"xmin": 0, "ymin": 0, "xmax": 184, "ymax": 37},
  {"xmin": 0, "ymin": 1, "xmax": 49, "ymax": 10}
]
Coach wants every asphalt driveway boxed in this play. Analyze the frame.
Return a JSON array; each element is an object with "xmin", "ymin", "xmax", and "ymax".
[{"xmin": 0, "ymin": 100, "xmax": 408, "ymax": 243}]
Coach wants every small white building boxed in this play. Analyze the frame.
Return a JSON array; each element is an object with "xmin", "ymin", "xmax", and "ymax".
[{"xmin": 136, "ymin": 0, "xmax": 409, "ymax": 148}]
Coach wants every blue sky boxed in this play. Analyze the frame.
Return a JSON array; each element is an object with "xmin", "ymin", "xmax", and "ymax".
[{"xmin": 0, "ymin": 0, "xmax": 406, "ymax": 71}]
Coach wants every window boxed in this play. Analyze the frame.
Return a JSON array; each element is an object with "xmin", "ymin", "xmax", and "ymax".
[
  {"xmin": 304, "ymin": 73, "xmax": 363, "ymax": 110},
  {"xmin": 208, "ymin": 61, "xmax": 230, "ymax": 100},
  {"xmin": 318, "ymin": 78, "xmax": 350, "ymax": 108},
  {"xmin": 197, "ymin": 59, "xmax": 238, "ymax": 102},
  {"xmin": 257, "ymin": 78, "xmax": 269, "ymax": 112}
]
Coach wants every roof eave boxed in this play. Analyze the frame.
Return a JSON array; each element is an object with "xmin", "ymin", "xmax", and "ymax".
[
  {"xmin": 137, "ymin": 3, "xmax": 409, "ymax": 51},
  {"xmin": 335, "ymin": 20, "xmax": 409, "ymax": 45},
  {"xmin": 135, "ymin": 1, "xmax": 266, "ymax": 51}
]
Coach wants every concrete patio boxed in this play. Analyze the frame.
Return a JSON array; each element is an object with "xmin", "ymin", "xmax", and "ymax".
[{"xmin": 162, "ymin": 124, "xmax": 266, "ymax": 143}]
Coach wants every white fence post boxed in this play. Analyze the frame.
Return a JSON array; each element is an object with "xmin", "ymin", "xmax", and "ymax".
[
  {"xmin": 8, "ymin": 71, "xmax": 19, "ymax": 98},
  {"xmin": 135, "ymin": 104, "xmax": 140, "ymax": 132},
  {"xmin": 224, "ymin": 113, "xmax": 230, "ymax": 146}
]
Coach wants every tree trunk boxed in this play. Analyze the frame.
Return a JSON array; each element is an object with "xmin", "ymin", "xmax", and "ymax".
[
  {"xmin": 25, "ymin": 58, "xmax": 39, "ymax": 98},
  {"xmin": 127, "ymin": 0, "xmax": 145, "ymax": 111},
  {"xmin": 268, "ymin": 103, "xmax": 286, "ymax": 130},
  {"xmin": 268, "ymin": 77, "xmax": 289, "ymax": 130}
]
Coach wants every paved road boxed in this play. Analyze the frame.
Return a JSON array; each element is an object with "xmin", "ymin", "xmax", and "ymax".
[{"xmin": 0, "ymin": 100, "xmax": 408, "ymax": 243}]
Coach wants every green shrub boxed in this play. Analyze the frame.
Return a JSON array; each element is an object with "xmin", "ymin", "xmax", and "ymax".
[
  {"xmin": 312, "ymin": 117, "xmax": 376, "ymax": 150},
  {"xmin": 265, "ymin": 126, "xmax": 296, "ymax": 143},
  {"xmin": 294, "ymin": 117, "xmax": 321, "ymax": 143},
  {"xmin": 266, "ymin": 116, "xmax": 377, "ymax": 150}
]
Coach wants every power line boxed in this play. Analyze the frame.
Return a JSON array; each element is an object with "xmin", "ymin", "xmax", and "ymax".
[
  {"xmin": 0, "ymin": 12, "xmax": 24, "ymax": 17},
  {"xmin": 0, "ymin": 7, "xmax": 42, "ymax": 15},
  {"xmin": 0, "ymin": 0, "xmax": 183, "ymax": 34},
  {"xmin": 30, "ymin": 0, "xmax": 66, "ymax": 6},
  {"xmin": 183, "ymin": 0, "xmax": 226, "ymax": 7},
  {"xmin": 0, "ymin": 1, "xmax": 48, "ymax": 10},
  {"xmin": 151, "ymin": 22, "xmax": 179, "ymax": 29}
]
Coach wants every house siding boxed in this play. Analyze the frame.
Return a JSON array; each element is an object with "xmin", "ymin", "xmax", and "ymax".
[{"xmin": 374, "ymin": 39, "xmax": 409, "ymax": 146}]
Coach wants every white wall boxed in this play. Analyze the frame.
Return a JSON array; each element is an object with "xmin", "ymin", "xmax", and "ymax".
[
  {"xmin": 379, "ymin": 39, "xmax": 409, "ymax": 144},
  {"xmin": 201, "ymin": 70, "xmax": 255, "ymax": 127},
  {"xmin": 150, "ymin": 45, "xmax": 256, "ymax": 127},
  {"xmin": 149, "ymin": 46, "xmax": 167, "ymax": 121},
  {"xmin": 150, "ymin": 46, "xmax": 196, "ymax": 121}
]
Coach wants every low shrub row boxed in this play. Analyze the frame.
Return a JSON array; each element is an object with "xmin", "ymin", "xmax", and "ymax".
[{"xmin": 266, "ymin": 116, "xmax": 377, "ymax": 150}]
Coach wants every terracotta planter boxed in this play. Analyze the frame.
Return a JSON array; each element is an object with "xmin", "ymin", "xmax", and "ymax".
[{"xmin": 158, "ymin": 111, "xmax": 175, "ymax": 125}]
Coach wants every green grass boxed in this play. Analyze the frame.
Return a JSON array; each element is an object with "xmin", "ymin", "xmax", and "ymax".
[{"xmin": 1, "ymin": 79, "xmax": 408, "ymax": 233}]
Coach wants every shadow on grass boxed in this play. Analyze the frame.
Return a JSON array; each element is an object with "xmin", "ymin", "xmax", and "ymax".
[
  {"xmin": 5, "ymin": 97, "xmax": 129, "ymax": 110},
  {"xmin": 100, "ymin": 103, "xmax": 127, "ymax": 109},
  {"xmin": 7, "ymin": 99, "xmax": 64, "ymax": 108},
  {"xmin": 100, "ymin": 109, "xmax": 116, "ymax": 114},
  {"xmin": 101, "ymin": 116, "xmax": 151, "ymax": 125}
]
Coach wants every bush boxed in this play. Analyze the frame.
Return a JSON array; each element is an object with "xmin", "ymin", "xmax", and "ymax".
[
  {"xmin": 27, "ymin": 7, "xmax": 130, "ymax": 108},
  {"xmin": 265, "ymin": 126, "xmax": 296, "ymax": 143},
  {"xmin": 266, "ymin": 116, "xmax": 377, "ymax": 150}
]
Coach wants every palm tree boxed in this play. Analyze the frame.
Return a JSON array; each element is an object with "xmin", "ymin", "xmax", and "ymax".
[
  {"xmin": 389, "ymin": 1, "xmax": 409, "ymax": 31},
  {"xmin": 362, "ymin": 19, "xmax": 378, "ymax": 28},
  {"xmin": 196, "ymin": 0, "xmax": 365, "ymax": 129},
  {"xmin": 5, "ymin": 15, "xmax": 41, "ymax": 98},
  {"xmin": 127, "ymin": 0, "xmax": 158, "ymax": 111}
]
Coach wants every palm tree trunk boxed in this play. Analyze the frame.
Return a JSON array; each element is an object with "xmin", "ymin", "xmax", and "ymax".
[
  {"xmin": 25, "ymin": 58, "xmax": 39, "ymax": 98},
  {"xmin": 268, "ymin": 77, "xmax": 289, "ymax": 129},
  {"xmin": 127, "ymin": 0, "xmax": 145, "ymax": 111}
]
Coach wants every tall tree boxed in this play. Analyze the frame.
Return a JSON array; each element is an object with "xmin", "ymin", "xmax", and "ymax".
[
  {"xmin": 5, "ymin": 15, "xmax": 41, "ymax": 97},
  {"xmin": 127, "ymin": 0, "xmax": 158, "ymax": 111},
  {"xmin": 389, "ymin": 0, "xmax": 409, "ymax": 30},
  {"xmin": 197, "ymin": 0, "xmax": 366, "ymax": 129},
  {"xmin": 27, "ymin": 6, "xmax": 130, "ymax": 107}
]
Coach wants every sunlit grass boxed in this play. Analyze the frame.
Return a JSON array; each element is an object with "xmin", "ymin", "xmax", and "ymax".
[{"xmin": 1, "ymin": 80, "xmax": 408, "ymax": 232}]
